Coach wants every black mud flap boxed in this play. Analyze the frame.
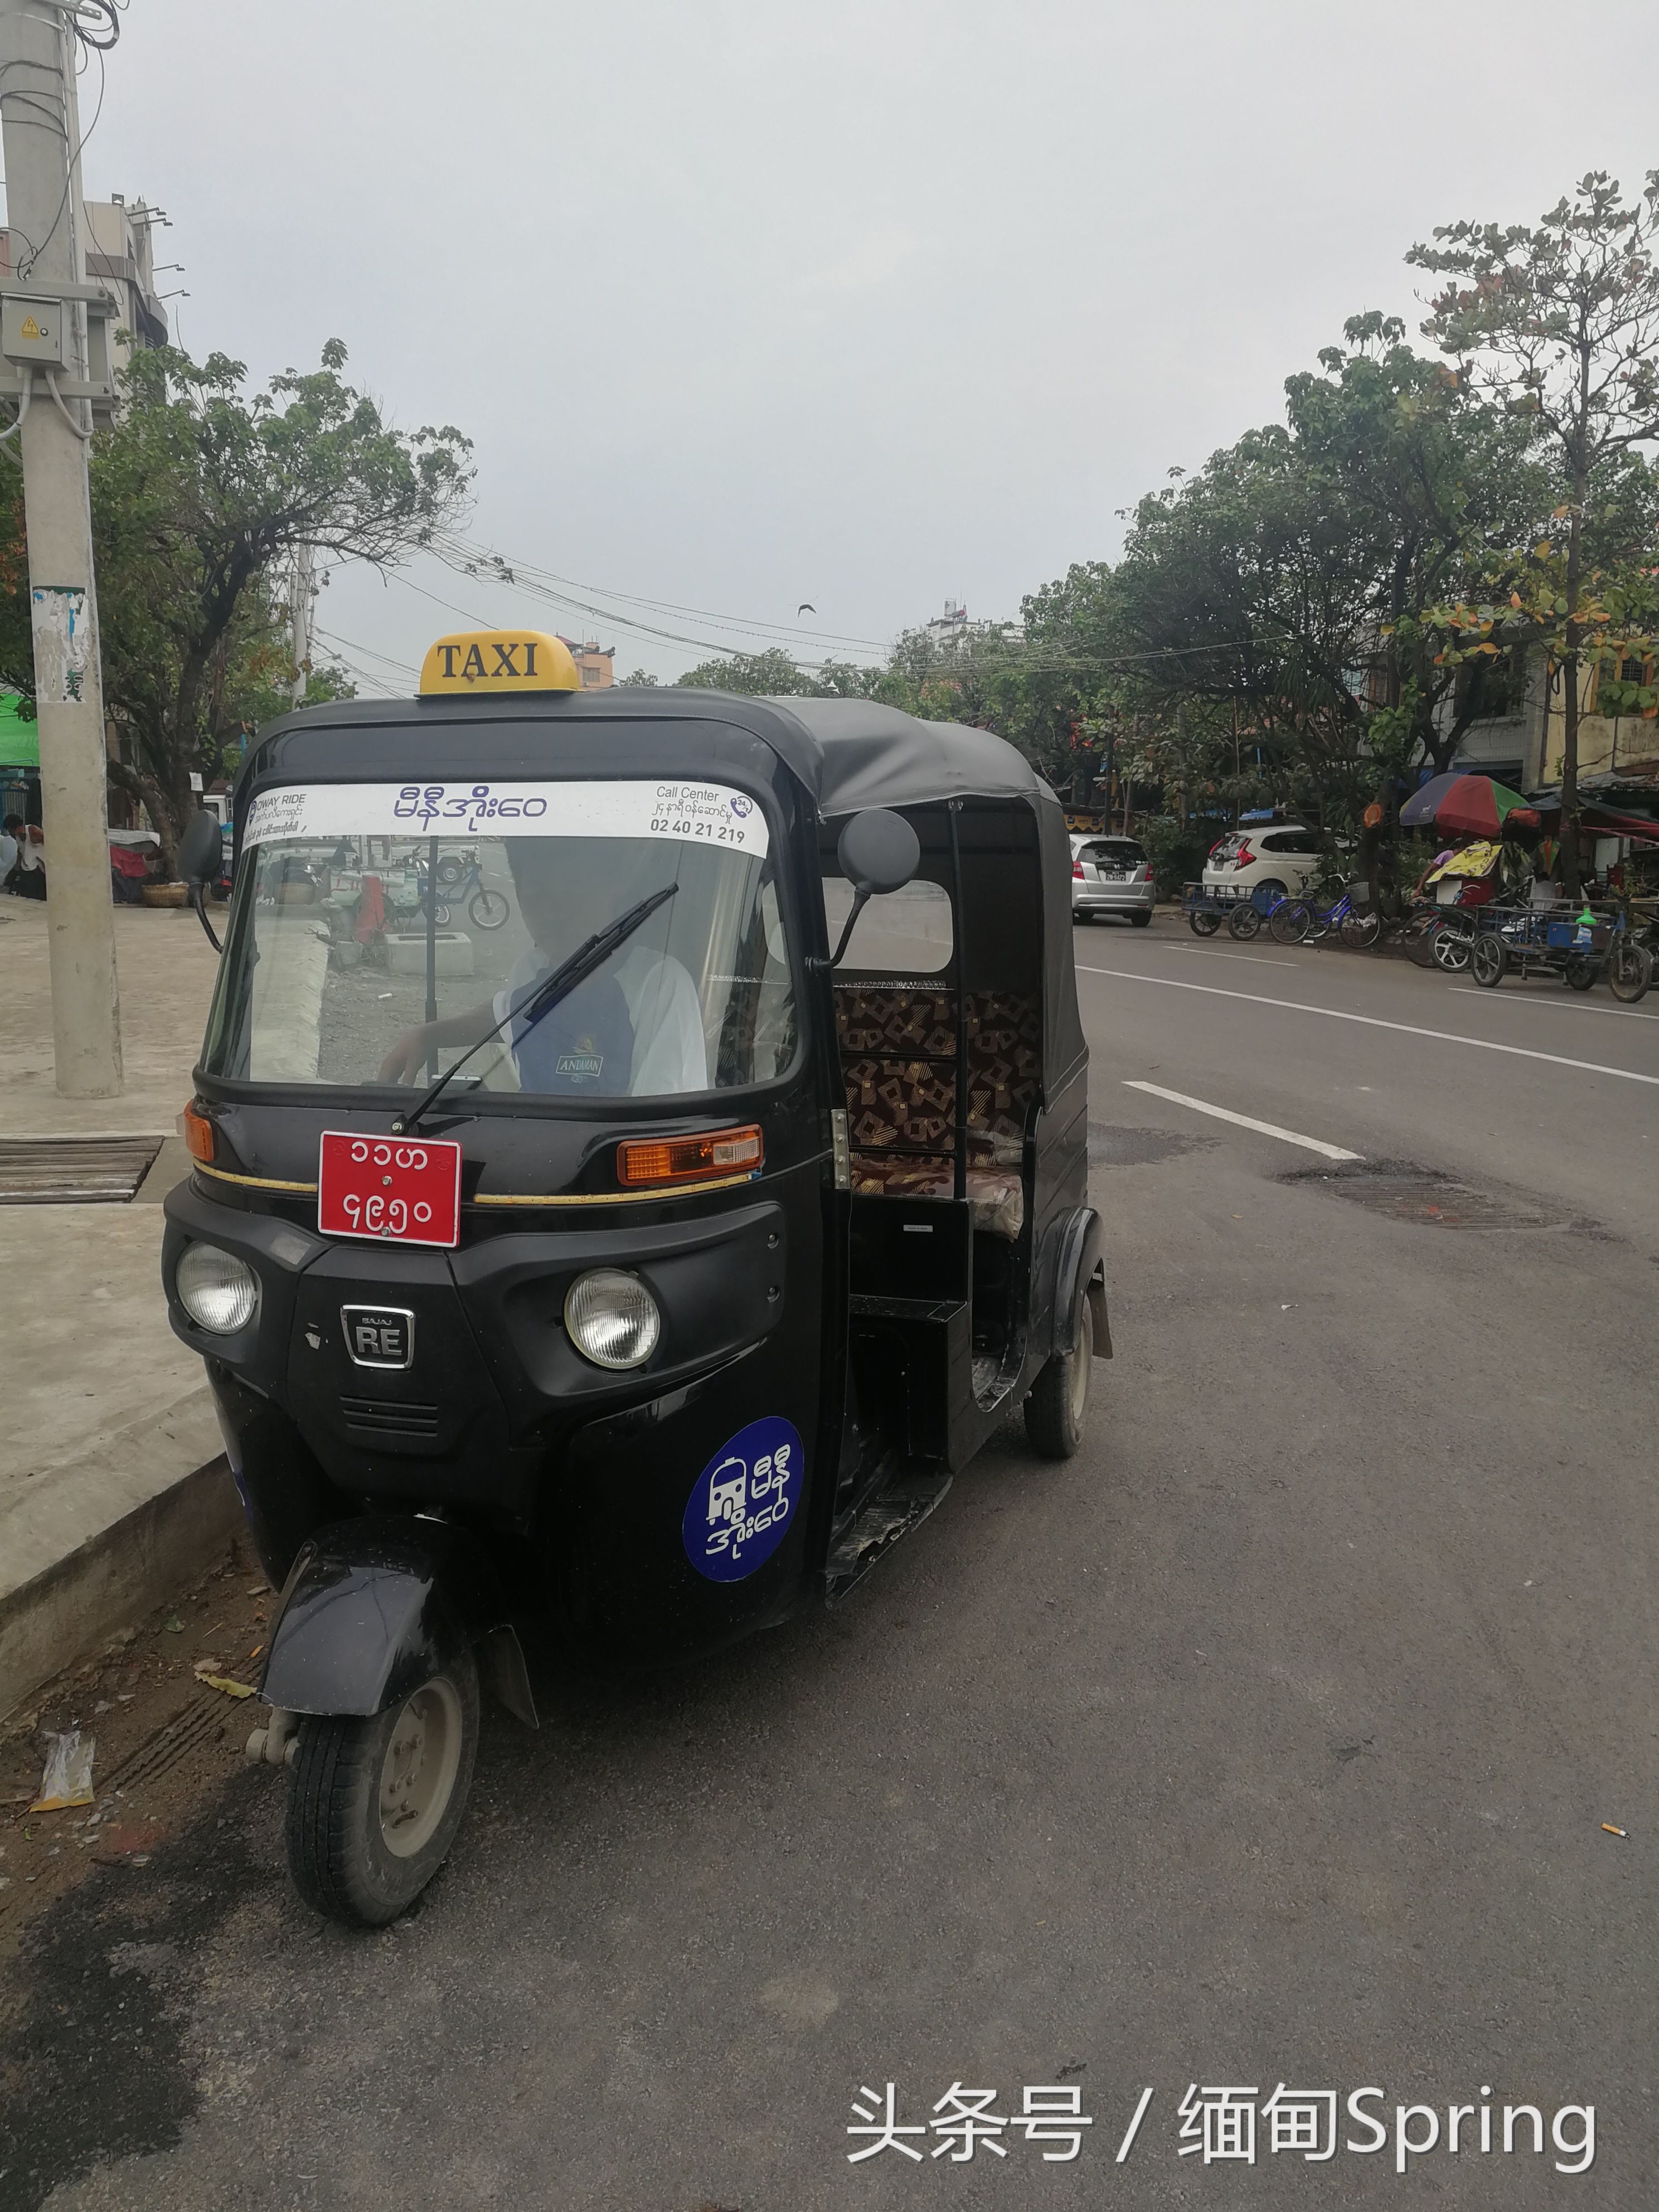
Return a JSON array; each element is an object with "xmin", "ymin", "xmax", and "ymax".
[{"xmin": 260, "ymin": 1516, "xmax": 538, "ymax": 1726}]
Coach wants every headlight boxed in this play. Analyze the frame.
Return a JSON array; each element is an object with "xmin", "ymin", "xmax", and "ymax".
[
  {"xmin": 564, "ymin": 1268, "xmax": 660, "ymax": 1370},
  {"xmin": 176, "ymin": 1242, "xmax": 259, "ymax": 1334}
]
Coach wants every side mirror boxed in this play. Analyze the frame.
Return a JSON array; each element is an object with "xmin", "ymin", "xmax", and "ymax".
[
  {"xmin": 837, "ymin": 808, "xmax": 920, "ymax": 899},
  {"xmin": 819, "ymin": 809, "xmax": 923, "ymax": 971},
  {"xmin": 177, "ymin": 809, "xmax": 225, "ymax": 952},
  {"xmin": 178, "ymin": 810, "xmax": 224, "ymax": 887}
]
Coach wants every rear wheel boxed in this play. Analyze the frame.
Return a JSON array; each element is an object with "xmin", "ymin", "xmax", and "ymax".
[
  {"xmin": 1563, "ymin": 953, "xmax": 1597, "ymax": 992},
  {"xmin": 1227, "ymin": 902, "xmax": 1262, "ymax": 940},
  {"xmin": 1131, "ymin": 909, "xmax": 1152, "ymax": 928},
  {"xmin": 1608, "ymin": 939, "xmax": 1653, "ymax": 1003},
  {"xmin": 1025, "ymin": 1292, "xmax": 1094, "ymax": 1460},
  {"xmin": 1471, "ymin": 934, "xmax": 1506, "ymax": 988},
  {"xmin": 285, "ymin": 1648, "xmax": 479, "ymax": 1928},
  {"xmin": 1189, "ymin": 908, "xmax": 1222, "ymax": 937}
]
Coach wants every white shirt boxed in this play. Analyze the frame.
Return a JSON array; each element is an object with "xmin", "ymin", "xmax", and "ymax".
[{"xmin": 493, "ymin": 945, "xmax": 709, "ymax": 1095}]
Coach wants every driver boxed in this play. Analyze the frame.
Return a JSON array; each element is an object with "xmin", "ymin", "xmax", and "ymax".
[{"xmin": 376, "ymin": 837, "xmax": 708, "ymax": 1094}]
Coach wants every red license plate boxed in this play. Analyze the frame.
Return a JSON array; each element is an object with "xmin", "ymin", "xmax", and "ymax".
[{"xmin": 317, "ymin": 1131, "xmax": 462, "ymax": 1248}]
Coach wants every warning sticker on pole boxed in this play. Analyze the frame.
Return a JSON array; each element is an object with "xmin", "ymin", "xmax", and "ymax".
[{"xmin": 30, "ymin": 586, "xmax": 91, "ymax": 705}]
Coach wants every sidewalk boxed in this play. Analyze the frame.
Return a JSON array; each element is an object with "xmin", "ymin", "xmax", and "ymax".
[{"xmin": 0, "ymin": 894, "xmax": 241, "ymax": 1717}]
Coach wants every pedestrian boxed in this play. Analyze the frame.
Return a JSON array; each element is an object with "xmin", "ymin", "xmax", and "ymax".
[
  {"xmin": 0, "ymin": 813, "xmax": 18, "ymax": 890},
  {"xmin": 8, "ymin": 816, "xmax": 45, "ymax": 899}
]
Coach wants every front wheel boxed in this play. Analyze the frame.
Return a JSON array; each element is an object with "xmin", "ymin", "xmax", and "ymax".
[
  {"xmin": 1189, "ymin": 907, "xmax": 1222, "ymax": 937},
  {"xmin": 1608, "ymin": 939, "xmax": 1653, "ymax": 1003},
  {"xmin": 1432, "ymin": 920, "xmax": 1473, "ymax": 973},
  {"xmin": 1471, "ymin": 934, "xmax": 1506, "ymax": 988},
  {"xmin": 1340, "ymin": 911, "xmax": 1381, "ymax": 950},
  {"xmin": 285, "ymin": 1648, "xmax": 479, "ymax": 1928},
  {"xmin": 468, "ymin": 888, "xmax": 511, "ymax": 930},
  {"xmin": 1269, "ymin": 901, "xmax": 1310, "ymax": 945},
  {"xmin": 1227, "ymin": 901, "xmax": 1262, "ymax": 940},
  {"xmin": 1025, "ymin": 1294, "xmax": 1094, "ymax": 1460}
]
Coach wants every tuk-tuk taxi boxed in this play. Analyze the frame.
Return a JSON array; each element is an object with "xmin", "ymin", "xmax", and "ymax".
[{"xmin": 164, "ymin": 630, "xmax": 1109, "ymax": 1925}]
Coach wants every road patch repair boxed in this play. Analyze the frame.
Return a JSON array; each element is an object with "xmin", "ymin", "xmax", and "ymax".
[
  {"xmin": 1280, "ymin": 1159, "xmax": 1606, "ymax": 1236},
  {"xmin": 1087, "ymin": 1121, "xmax": 1214, "ymax": 1167}
]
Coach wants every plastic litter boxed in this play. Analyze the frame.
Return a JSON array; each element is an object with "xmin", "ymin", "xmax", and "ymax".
[
  {"xmin": 162, "ymin": 1613, "xmax": 184, "ymax": 1633},
  {"xmin": 31, "ymin": 1730, "xmax": 95, "ymax": 1811},
  {"xmin": 193, "ymin": 1662, "xmax": 254, "ymax": 1699}
]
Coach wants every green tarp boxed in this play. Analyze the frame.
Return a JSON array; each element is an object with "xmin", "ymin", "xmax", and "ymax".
[{"xmin": 0, "ymin": 695, "xmax": 38, "ymax": 770}]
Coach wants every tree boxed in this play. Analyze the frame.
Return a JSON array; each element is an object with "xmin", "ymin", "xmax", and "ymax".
[
  {"xmin": 676, "ymin": 646, "xmax": 823, "ymax": 695},
  {"xmin": 1410, "ymin": 172, "xmax": 1659, "ymax": 891},
  {"xmin": 1103, "ymin": 317, "xmax": 1552, "ymax": 830},
  {"xmin": 0, "ymin": 341, "xmax": 472, "ymax": 871}
]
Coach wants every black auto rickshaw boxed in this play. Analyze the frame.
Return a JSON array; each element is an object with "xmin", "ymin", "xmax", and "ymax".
[{"xmin": 163, "ymin": 629, "xmax": 1109, "ymax": 1925}]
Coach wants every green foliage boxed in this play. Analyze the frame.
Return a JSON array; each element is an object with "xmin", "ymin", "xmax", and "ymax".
[
  {"xmin": 1410, "ymin": 172, "xmax": 1659, "ymax": 882},
  {"xmin": 676, "ymin": 646, "xmax": 825, "ymax": 695},
  {"xmin": 0, "ymin": 340, "xmax": 472, "ymax": 867},
  {"xmin": 1132, "ymin": 814, "xmax": 1221, "ymax": 894}
]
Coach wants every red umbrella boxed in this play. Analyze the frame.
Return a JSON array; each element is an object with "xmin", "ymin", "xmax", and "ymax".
[{"xmin": 1427, "ymin": 774, "xmax": 1531, "ymax": 838}]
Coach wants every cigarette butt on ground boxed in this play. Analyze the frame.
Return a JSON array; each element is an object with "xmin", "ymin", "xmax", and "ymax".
[{"xmin": 1602, "ymin": 1823, "xmax": 1627, "ymax": 1837}]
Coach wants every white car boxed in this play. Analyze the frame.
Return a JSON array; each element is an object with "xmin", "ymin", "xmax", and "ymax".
[
  {"xmin": 1202, "ymin": 824, "xmax": 1330, "ymax": 904},
  {"xmin": 1071, "ymin": 833, "xmax": 1155, "ymax": 925}
]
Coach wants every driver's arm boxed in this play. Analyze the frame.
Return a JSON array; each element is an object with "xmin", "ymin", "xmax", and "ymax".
[{"xmin": 377, "ymin": 1000, "xmax": 499, "ymax": 1084}]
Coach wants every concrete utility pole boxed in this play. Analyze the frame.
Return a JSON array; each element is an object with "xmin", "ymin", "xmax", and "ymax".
[
  {"xmin": 289, "ymin": 543, "xmax": 314, "ymax": 707},
  {"xmin": 0, "ymin": 0, "xmax": 121, "ymax": 1095}
]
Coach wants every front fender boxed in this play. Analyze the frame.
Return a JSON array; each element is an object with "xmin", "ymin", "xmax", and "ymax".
[{"xmin": 260, "ymin": 1516, "xmax": 535, "ymax": 1724}]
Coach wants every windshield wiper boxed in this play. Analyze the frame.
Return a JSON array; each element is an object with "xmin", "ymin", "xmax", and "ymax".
[{"xmin": 390, "ymin": 884, "xmax": 678, "ymax": 1136}]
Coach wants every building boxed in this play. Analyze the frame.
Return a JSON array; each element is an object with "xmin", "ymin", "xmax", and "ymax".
[
  {"xmin": 924, "ymin": 599, "xmax": 969, "ymax": 653},
  {"xmin": 1441, "ymin": 646, "xmax": 1659, "ymax": 876},
  {"xmin": 1444, "ymin": 647, "xmax": 1659, "ymax": 794},
  {"xmin": 560, "ymin": 638, "xmax": 615, "ymax": 690},
  {"xmin": 81, "ymin": 195, "xmax": 169, "ymax": 370}
]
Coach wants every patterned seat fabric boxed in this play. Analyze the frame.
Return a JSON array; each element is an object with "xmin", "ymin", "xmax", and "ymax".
[{"xmin": 835, "ymin": 988, "xmax": 1039, "ymax": 1238}]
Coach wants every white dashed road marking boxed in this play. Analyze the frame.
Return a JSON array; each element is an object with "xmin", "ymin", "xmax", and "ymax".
[
  {"xmin": 1078, "ymin": 966, "xmax": 1659, "ymax": 1089},
  {"xmin": 1123, "ymin": 1080, "xmax": 1364, "ymax": 1161}
]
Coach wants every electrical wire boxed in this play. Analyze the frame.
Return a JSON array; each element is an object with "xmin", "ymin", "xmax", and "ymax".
[{"xmin": 433, "ymin": 530, "xmax": 891, "ymax": 651}]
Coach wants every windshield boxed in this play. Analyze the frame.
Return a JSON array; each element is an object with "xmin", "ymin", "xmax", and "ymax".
[{"xmin": 201, "ymin": 780, "xmax": 795, "ymax": 1099}]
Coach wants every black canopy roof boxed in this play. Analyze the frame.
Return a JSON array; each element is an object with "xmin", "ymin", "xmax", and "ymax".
[{"xmin": 236, "ymin": 687, "xmax": 1085, "ymax": 1092}]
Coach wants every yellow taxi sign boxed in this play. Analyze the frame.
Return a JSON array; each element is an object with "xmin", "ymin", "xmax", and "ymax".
[{"xmin": 418, "ymin": 629, "xmax": 581, "ymax": 696}]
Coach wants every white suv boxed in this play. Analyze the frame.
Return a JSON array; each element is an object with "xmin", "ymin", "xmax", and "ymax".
[{"xmin": 1202, "ymin": 824, "xmax": 1328, "ymax": 904}]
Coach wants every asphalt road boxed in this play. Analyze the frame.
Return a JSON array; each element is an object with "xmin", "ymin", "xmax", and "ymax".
[{"xmin": 6, "ymin": 913, "xmax": 1659, "ymax": 2210}]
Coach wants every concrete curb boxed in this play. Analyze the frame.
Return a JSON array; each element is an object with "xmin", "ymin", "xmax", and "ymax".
[{"xmin": 0, "ymin": 1388, "xmax": 245, "ymax": 1721}]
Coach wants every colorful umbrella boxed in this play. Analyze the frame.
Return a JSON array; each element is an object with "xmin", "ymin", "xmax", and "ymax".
[{"xmin": 1399, "ymin": 772, "xmax": 1531, "ymax": 837}]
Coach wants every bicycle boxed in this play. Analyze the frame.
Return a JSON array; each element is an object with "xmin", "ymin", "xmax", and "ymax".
[
  {"xmin": 1268, "ymin": 885, "xmax": 1369, "ymax": 948},
  {"xmin": 434, "ymin": 851, "xmax": 511, "ymax": 931}
]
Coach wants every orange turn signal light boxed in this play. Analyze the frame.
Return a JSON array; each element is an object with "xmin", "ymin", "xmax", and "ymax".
[
  {"xmin": 182, "ymin": 1103, "xmax": 216, "ymax": 1163},
  {"xmin": 617, "ymin": 1124, "xmax": 763, "ymax": 1188}
]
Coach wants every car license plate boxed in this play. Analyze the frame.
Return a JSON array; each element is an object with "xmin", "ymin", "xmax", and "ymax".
[{"xmin": 317, "ymin": 1131, "xmax": 462, "ymax": 1248}]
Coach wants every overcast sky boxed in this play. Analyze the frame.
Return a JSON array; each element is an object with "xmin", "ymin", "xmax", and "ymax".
[{"xmin": 59, "ymin": 0, "xmax": 1659, "ymax": 690}]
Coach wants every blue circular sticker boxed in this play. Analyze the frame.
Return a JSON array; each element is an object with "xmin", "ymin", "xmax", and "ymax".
[{"xmin": 682, "ymin": 1415, "xmax": 804, "ymax": 1582}]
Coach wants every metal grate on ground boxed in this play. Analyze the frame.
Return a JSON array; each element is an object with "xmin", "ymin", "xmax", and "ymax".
[{"xmin": 0, "ymin": 1134, "xmax": 165, "ymax": 1204}]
